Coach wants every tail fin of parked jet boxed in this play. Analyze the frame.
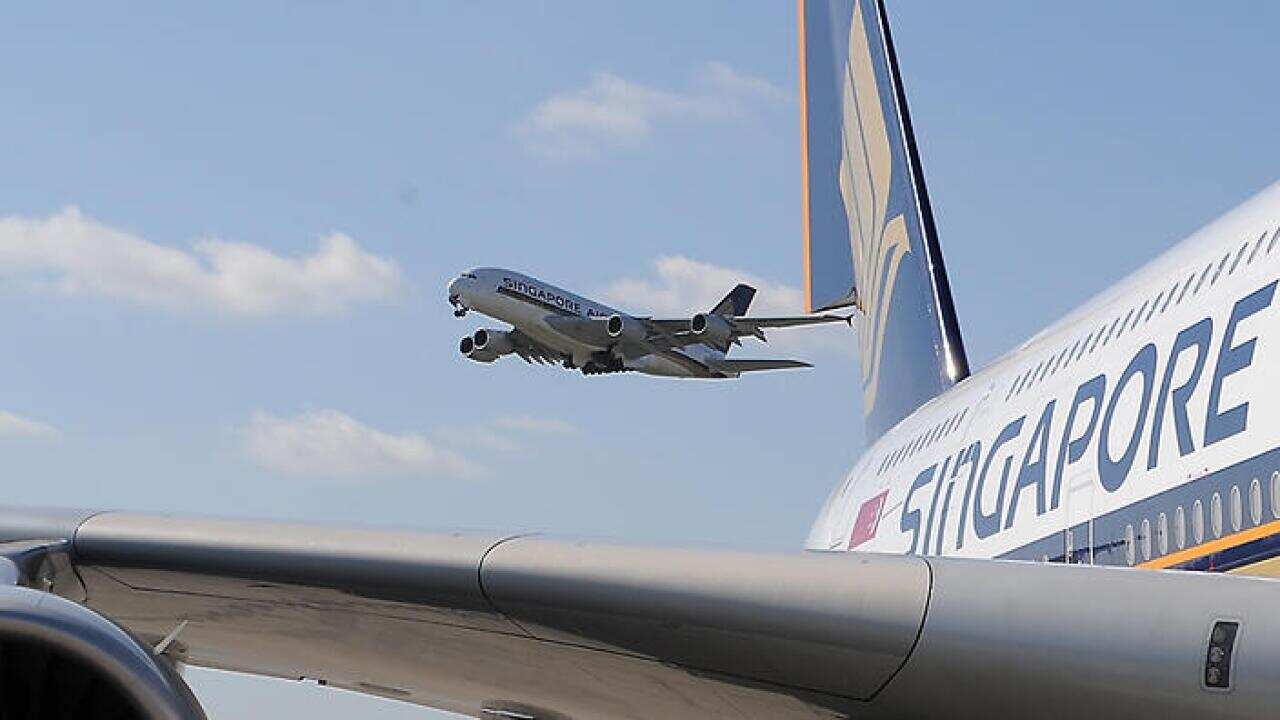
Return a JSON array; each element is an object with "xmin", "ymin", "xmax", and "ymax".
[
  {"xmin": 710, "ymin": 284, "xmax": 757, "ymax": 317},
  {"xmin": 799, "ymin": 0, "xmax": 969, "ymax": 440}
]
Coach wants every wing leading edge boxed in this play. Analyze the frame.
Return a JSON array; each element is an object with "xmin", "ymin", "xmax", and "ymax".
[{"xmin": 5, "ymin": 507, "xmax": 1280, "ymax": 719}]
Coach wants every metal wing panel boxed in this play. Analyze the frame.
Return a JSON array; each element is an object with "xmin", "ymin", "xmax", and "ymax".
[
  {"xmin": 879, "ymin": 558, "xmax": 1280, "ymax": 719},
  {"xmin": 8, "ymin": 508, "xmax": 1280, "ymax": 718},
  {"xmin": 481, "ymin": 538, "xmax": 929, "ymax": 699},
  {"xmin": 543, "ymin": 316, "xmax": 611, "ymax": 346},
  {"xmin": 731, "ymin": 315, "xmax": 849, "ymax": 330},
  {"xmin": 646, "ymin": 319, "xmax": 692, "ymax": 334},
  {"xmin": 509, "ymin": 329, "xmax": 560, "ymax": 364},
  {"xmin": 714, "ymin": 359, "xmax": 812, "ymax": 373},
  {"xmin": 2, "ymin": 509, "xmax": 929, "ymax": 718}
]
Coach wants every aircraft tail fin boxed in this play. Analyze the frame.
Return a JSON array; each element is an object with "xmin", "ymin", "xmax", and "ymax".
[
  {"xmin": 710, "ymin": 284, "xmax": 756, "ymax": 317},
  {"xmin": 799, "ymin": 0, "xmax": 969, "ymax": 440}
]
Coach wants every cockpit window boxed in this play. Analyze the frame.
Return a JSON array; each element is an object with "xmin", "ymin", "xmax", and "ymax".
[{"xmin": 461, "ymin": 273, "xmax": 478, "ymax": 280}]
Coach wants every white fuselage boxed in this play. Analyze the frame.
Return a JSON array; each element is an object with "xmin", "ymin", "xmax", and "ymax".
[
  {"xmin": 448, "ymin": 268, "xmax": 728, "ymax": 378},
  {"xmin": 809, "ymin": 182, "xmax": 1280, "ymax": 575}
]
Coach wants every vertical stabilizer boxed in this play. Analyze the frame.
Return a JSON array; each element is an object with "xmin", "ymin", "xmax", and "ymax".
[
  {"xmin": 799, "ymin": 0, "xmax": 969, "ymax": 439},
  {"xmin": 710, "ymin": 284, "xmax": 757, "ymax": 317}
]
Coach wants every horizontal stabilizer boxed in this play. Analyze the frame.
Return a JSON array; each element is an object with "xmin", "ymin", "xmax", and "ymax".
[{"xmin": 715, "ymin": 359, "xmax": 812, "ymax": 373}]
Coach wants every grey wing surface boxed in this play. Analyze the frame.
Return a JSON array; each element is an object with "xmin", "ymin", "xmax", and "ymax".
[
  {"xmin": 508, "ymin": 329, "xmax": 561, "ymax": 364},
  {"xmin": 4, "ymin": 508, "xmax": 1280, "ymax": 719},
  {"xmin": 714, "ymin": 359, "xmax": 811, "ymax": 373},
  {"xmin": 730, "ymin": 314, "xmax": 851, "ymax": 330},
  {"xmin": 648, "ymin": 314, "xmax": 849, "ymax": 347}
]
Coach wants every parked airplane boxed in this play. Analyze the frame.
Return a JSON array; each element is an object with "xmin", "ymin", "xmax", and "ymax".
[
  {"xmin": 2, "ymin": 2, "xmax": 1280, "ymax": 719},
  {"xmin": 447, "ymin": 268, "xmax": 849, "ymax": 378}
]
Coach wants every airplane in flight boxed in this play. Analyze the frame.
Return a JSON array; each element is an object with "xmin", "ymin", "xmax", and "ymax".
[
  {"xmin": 447, "ymin": 268, "xmax": 849, "ymax": 378},
  {"xmin": 2, "ymin": 1, "xmax": 1280, "ymax": 719}
]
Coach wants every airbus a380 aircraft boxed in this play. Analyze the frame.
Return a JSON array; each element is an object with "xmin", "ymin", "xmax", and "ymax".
[
  {"xmin": 4, "ymin": 2, "xmax": 1280, "ymax": 719},
  {"xmin": 447, "ymin": 268, "xmax": 848, "ymax": 378}
]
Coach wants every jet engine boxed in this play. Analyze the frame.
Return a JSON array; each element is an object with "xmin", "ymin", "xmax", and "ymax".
[
  {"xmin": 605, "ymin": 314, "xmax": 646, "ymax": 344},
  {"xmin": 690, "ymin": 312, "xmax": 734, "ymax": 349},
  {"xmin": 459, "ymin": 335, "xmax": 499, "ymax": 363},
  {"xmin": 472, "ymin": 328, "xmax": 515, "ymax": 356},
  {"xmin": 0, "ymin": 583, "xmax": 206, "ymax": 719}
]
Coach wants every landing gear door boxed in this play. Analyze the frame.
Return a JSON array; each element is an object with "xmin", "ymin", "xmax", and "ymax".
[{"xmin": 1064, "ymin": 473, "xmax": 1094, "ymax": 564}]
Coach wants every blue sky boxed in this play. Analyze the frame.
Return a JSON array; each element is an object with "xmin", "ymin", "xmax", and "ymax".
[{"xmin": 2, "ymin": 2, "xmax": 1278, "ymax": 717}]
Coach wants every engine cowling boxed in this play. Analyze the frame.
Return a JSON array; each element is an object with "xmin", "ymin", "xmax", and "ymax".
[
  {"xmin": 472, "ymin": 328, "xmax": 515, "ymax": 356},
  {"xmin": 690, "ymin": 312, "xmax": 734, "ymax": 349},
  {"xmin": 0, "ymin": 583, "xmax": 206, "ymax": 719},
  {"xmin": 605, "ymin": 314, "xmax": 646, "ymax": 344},
  {"xmin": 459, "ymin": 335, "xmax": 499, "ymax": 363}
]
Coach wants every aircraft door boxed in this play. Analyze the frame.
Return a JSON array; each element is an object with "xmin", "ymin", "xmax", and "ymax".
[{"xmin": 1063, "ymin": 472, "xmax": 1094, "ymax": 564}]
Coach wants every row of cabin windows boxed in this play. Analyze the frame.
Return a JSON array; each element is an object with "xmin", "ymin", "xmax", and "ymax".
[
  {"xmin": 1005, "ymin": 226, "xmax": 1280, "ymax": 403},
  {"xmin": 1121, "ymin": 473, "xmax": 1278, "ymax": 566},
  {"xmin": 876, "ymin": 406, "xmax": 969, "ymax": 476},
  {"xmin": 1050, "ymin": 471, "xmax": 1279, "ymax": 566}
]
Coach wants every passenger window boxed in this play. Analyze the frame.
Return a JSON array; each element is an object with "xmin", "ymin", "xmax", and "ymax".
[
  {"xmin": 1131, "ymin": 301, "xmax": 1149, "ymax": 329},
  {"xmin": 1211, "ymin": 492, "xmax": 1224, "ymax": 539},
  {"xmin": 1247, "ymin": 233, "xmax": 1266, "ymax": 265},
  {"xmin": 1230, "ymin": 486, "xmax": 1243, "ymax": 533},
  {"xmin": 1228, "ymin": 242, "xmax": 1248, "ymax": 275},
  {"xmin": 1145, "ymin": 293, "xmax": 1163, "ymax": 322},
  {"xmin": 1271, "ymin": 471, "xmax": 1280, "ymax": 519},
  {"xmin": 1160, "ymin": 282, "xmax": 1178, "ymax": 313},
  {"xmin": 1193, "ymin": 263, "xmax": 1213, "ymax": 295},
  {"xmin": 1250, "ymin": 478, "xmax": 1263, "ymax": 525},
  {"xmin": 1176, "ymin": 273, "xmax": 1196, "ymax": 304},
  {"xmin": 1209, "ymin": 253, "xmax": 1230, "ymax": 287},
  {"xmin": 1157, "ymin": 513, "xmax": 1168, "ymax": 556}
]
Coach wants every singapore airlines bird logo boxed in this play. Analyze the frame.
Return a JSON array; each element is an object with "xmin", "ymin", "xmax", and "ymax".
[{"xmin": 838, "ymin": 0, "xmax": 911, "ymax": 414}]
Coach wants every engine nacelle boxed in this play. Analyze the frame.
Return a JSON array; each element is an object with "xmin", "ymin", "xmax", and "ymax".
[
  {"xmin": 472, "ymin": 328, "xmax": 515, "ymax": 356},
  {"xmin": 605, "ymin": 314, "xmax": 646, "ymax": 344},
  {"xmin": 690, "ymin": 312, "xmax": 734, "ymax": 349},
  {"xmin": 459, "ymin": 335, "xmax": 499, "ymax": 363},
  {"xmin": 0, "ymin": 583, "xmax": 207, "ymax": 719}
]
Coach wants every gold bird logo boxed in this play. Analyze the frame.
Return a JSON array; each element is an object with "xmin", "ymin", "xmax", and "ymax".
[{"xmin": 838, "ymin": 0, "xmax": 911, "ymax": 415}]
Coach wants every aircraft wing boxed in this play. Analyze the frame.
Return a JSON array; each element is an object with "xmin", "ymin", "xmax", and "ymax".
[
  {"xmin": 648, "ymin": 314, "xmax": 849, "ymax": 346},
  {"xmin": 506, "ymin": 329, "xmax": 561, "ymax": 364},
  {"xmin": 713, "ymin": 358, "xmax": 811, "ymax": 373},
  {"xmin": 4, "ymin": 507, "xmax": 1280, "ymax": 719}
]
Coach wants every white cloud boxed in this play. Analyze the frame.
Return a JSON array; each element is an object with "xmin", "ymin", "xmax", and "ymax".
[
  {"xmin": 603, "ymin": 255, "xmax": 803, "ymax": 317},
  {"xmin": 243, "ymin": 411, "xmax": 579, "ymax": 482},
  {"xmin": 518, "ymin": 61, "xmax": 786, "ymax": 158},
  {"xmin": 602, "ymin": 255, "xmax": 852, "ymax": 356},
  {"xmin": 493, "ymin": 415, "xmax": 578, "ymax": 435},
  {"xmin": 0, "ymin": 207, "xmax": 403, "ymax": 317},
  {"xmin": 0, "ymin": 411, "xmax": 60, "ymax": 441},
  {"xmin": 244, "ymin": 409, "xmax": 473, "ymax": 481}
]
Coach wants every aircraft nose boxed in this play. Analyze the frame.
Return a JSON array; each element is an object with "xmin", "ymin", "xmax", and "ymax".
[{"xmin": 447, "ymin": 277, "xmax": 461, "ymax": 299}]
